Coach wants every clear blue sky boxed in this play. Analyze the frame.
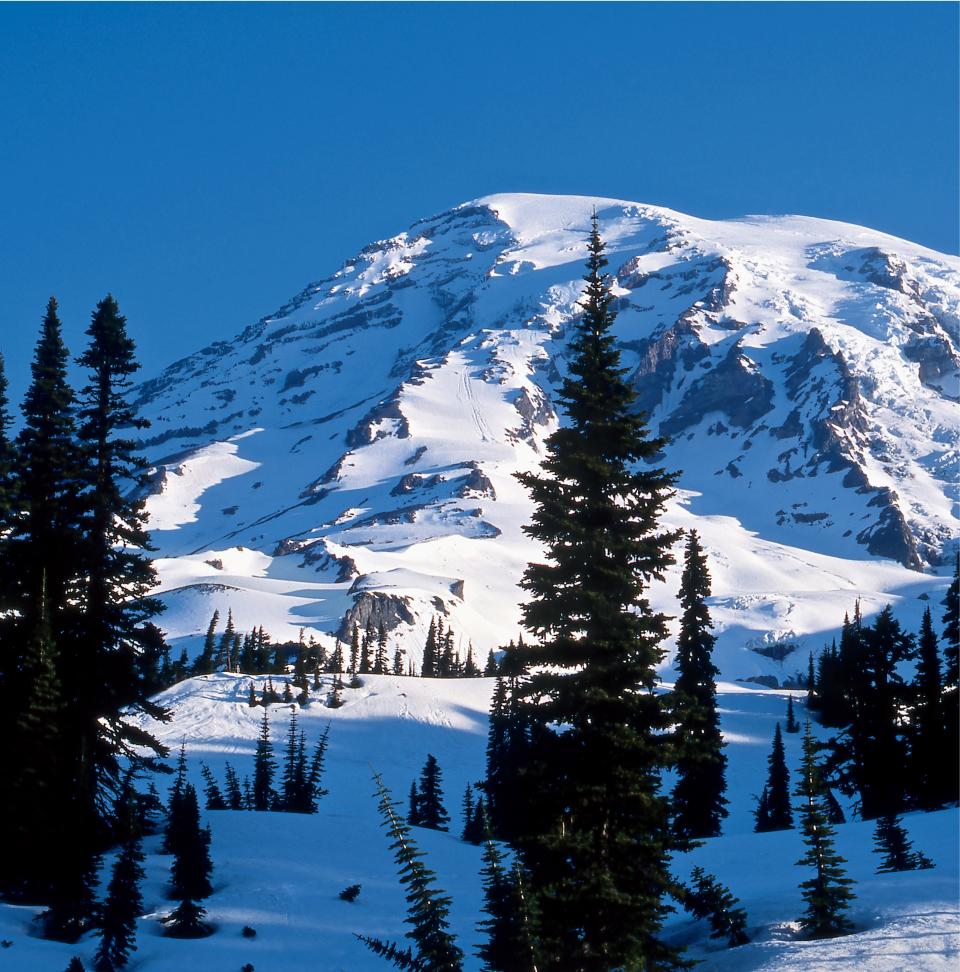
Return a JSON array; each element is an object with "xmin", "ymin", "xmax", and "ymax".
[{"xmin": 0, "ymin": 2, "xmax": 957, "ymax": 404}]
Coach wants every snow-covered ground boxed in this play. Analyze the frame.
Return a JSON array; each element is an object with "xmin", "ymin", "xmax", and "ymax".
[{"xmin": 1, "ymin": 674, "xmax": 955, "ymax": 970}]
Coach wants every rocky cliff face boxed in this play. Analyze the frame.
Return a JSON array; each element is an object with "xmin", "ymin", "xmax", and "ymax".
[{"xmin": 136, "ymin": 193, "xmax": 960, "ymax": 677}]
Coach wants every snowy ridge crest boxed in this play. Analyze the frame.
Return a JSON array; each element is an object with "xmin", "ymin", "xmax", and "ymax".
[{"xmin": 135, "ymin": 194, "xmax": 960, "ymax": 679}]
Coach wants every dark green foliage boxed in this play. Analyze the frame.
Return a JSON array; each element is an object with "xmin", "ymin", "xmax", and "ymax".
[
  {"xmin": 0, "ymin": 353, "xmax": 16, "ymax": 534},
  {"xmin": 375, "ymin": 620, "xmax": 389, "ymax": 674},
  {"xmin": 253, "ymin": 710, "xmax": 276, "ymax": 811},
  {"xmin": 671, "ymin": 530, "xmax": 727, "ymax": 841},
  {"xmin": 484, "ymin": 650, "xmax": 498, "ymax": 676},
  {"xmin": 416, "ymin": 755, "xmax": 449, "ymax": 831},
  {"xmin": 828, "ymin": 605, "xmax": 914, "ymax": 819},
  {"xmin": 872, "ymin": 815, "xmax": 934, "ymax": 873},
  {"xmin": 282, "ymin": 681, "xmax": 293, "ymax": 704},
  {"xmin": 94, "ymin": 832, "xmax": 144, "ymax": 971},
  {"xmin": 194, "ymin": 610, "xmax": 220, "ymax": 675},
  {"xmin": 509, "ymin": 216, "xmax": 683, "ymax": 970},
  {"xmin": 360, "ymin": 772, "xmax": 463, "ymax": 970},
  {"xmin": 677, "ymin": 867, "xmax": 749, "ymax": 948},
  {"xmin": 73, "ymin": 293, "xmax": 169, "ymax": 806},
  {"xmin": 326, "ymin": 674, "xmax": 344, "ymax": 709},
  {"xmin": 224, "ymin": 764, "xmax": 244, "ymax": 810},
  {"xmin": 168, "ymin": 784, "xmax": 213, "ymax": 901},
  {"xmin": 795, "ymin": 722, "xmax": 856, "ymax": 939},
  {"xmin": 909, "ymin": 608, "xmax": 947, "ymax": 808},
  {"xmin": 200, "ymin": 763, "xmax": 227, "ymax": 811},
  {"xmin": 248, "ymin": 684, "xmax": 258, "ymax": 707},
  {"xmin": 753, "ymin": 786, "xmax": 770, "ymax": 832},
  {"xmin": 162, "ymin": 899, "xmax": 212, "ymax": 938},
  {"xmin": 361, "ymin": 619, "xmax": 374, "ymax": 674},
  {"xmin": 463, "ymin": 643, "xmax": 480, "ymax": 678},
  {"xmin": 339, "ymin": 884, "xmax": 362, "ymax": 902},
  {"xmin": 393, "ymin": 646, "xmax": 405, "ymax": 676},
  {"xmin": 408, "ymin": 780, "xmax": 422, "ymax": 827},
  {"xmin": 756, "ymin": 724, "xmax": 792, "ymax": 832},
  {"xmin": 785, "ymin": 695, "xmax": 799, "ymax": 733},
  {"xmin": 329, "ymin": 638, "xmax": 345, "ymax": 674},
  {"xmin": 421, "ymin": 617, "xmax": 438, "ymax": 678},
  {"xmin": 476, "ymin": 832, "xmax": 539, "ymax": 972},
  {"xmin": 941, "ymin": 557, "xmax": 958, "ymax": 806}
]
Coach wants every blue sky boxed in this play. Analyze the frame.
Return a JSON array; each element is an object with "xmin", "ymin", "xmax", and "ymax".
[{"xmin": 0, "ymin": 2, "xmax": 956, "ymax": 403}]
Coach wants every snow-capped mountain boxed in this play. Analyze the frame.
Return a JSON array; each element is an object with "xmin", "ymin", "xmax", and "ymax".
[{"xmin": 136, "ymin": 193, "xmax": 960, "ymax": 680}]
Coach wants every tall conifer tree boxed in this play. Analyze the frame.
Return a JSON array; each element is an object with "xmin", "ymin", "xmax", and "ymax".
[
  {"xmin": 511, "ymin": 214, "xmax": 682, "ymax": 970},
  {"xmin": 671, "ymin": 529, "xmax": 727, "ymax": 840},
  {"xmin": 795, "ymin": 722, "xmax": 855, "ymax": 939}
]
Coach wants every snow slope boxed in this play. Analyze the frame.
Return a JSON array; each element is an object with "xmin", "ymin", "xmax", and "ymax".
[
  {"xmin": 132, "ymin": 193, "xmax": 960, "ymax": 680},
  {"xmin": 0, "ymin": 674, "xmax": 955, "ymax": 970}
]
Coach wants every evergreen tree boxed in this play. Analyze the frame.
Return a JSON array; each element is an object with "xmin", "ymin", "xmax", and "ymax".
[
  {"xmin": 909, "ymin": 607, "xmax": 946, "ymax": 808},
  {"xmin": 828, "ymin": 605, "xmax": 914, "ymax": 819},
  {"xmin": 421, "ymin": 617, "xmax": 438, "ymax": 678},
  {"xmin": 361, "ymin": 619, "xmax": 374, "ymax": 674},
  {"xmin": 484, "ymin": 649, "xmax": 498, "ymax": 677},
  {"xmin": 677, "ymin": 867, "xmax": 749, "ymax": 948},
  {"xmin": 393, "ymin": 645, "xmax": 405, "ymax": 676},
  {"xmin": 349, "ymin": 624, "xmax": 361, "ymax": 675},
  {"xmin": 213, "ymin": 609, "xmax": 235, "ymax": 671},
  {"xmin": 0, "ymin": 352, "xmax": 14, "ymax": 539},
  {"xmin": 94, "ymin": 830, "xmax": 144, "ymax": 971},
  {"xmin": 476, "ymin": 832, "xmax": 539, "ymax": 972},
  {"xmin": 73, "ymin": 294, "xmax": 168, "ymax": 819},
  {"xmin": 168, "ymin": 784, "xmax": 212, "ymax": 901},
  {"xmin": 757, "ymin": 724, "xmax": 792, "ymax": 832},
  {"xmin": 671, "ymin": 529, "xmax": 727, "ymax": 841},
  {"xmin": 194, "ymin": 610, "xmax": 220, "ymax": 675},
  {"xmin": 326, "ymin": 674, "xmax": 344, "ymax": 708},
  {"xmin": 224, "ymin": 764, "xmax": 243, "ymax": 810},
  {"xmin": 200, "ymin": 763, "xmax": 226, "ymax": 810},
  {"xmin": 253, "ymin": 710, "xmax": 276, "ymax": 811},
  {"xmin": 162, "ymin": 898, "xmax": 210, "ymax": 939},
  {"xmin": 753, "ymin": 786, "xmax": 770, "ymax": 833},
  {"xmin": 941, "ymin": 556, "xmax": 959, "ymax": 805},
  {"xmin": 7, "ymin": 577, "xmax": 64, "ymax": 894},
  {"xmin": 416, "ymin": 754, "xmax": 450, "ymax": 831},
  {"xmin": 460, "ymin": 784, "xmax": 475, "ymax": 842},
  {"xmin": 282, "ymin": 680, "xmax": 293, "ymax": 704},
  {"xmin": 330, "ymin": 638, "xmax": 345, "ymax": 674},
  {"xmin": 785, "ymin": 695, "xmax": 800, "ymax": 733},
  {"xmin": 375, "ymin": 620, "xmax": 389, "ymax": 674},
  {"xmin": 463, "ymin": 643, "xmax": 480, "ymax": 678},
  {"xmin": 795, "ymin": 722, "xmax": 856, "ymax": 939},
  {"xmin": 408, "ymin": 779, "xmax": 422, "ymax": 827},
  {"xmin": 510, "ymin": 215, "xmax": 682, "ymax": 970},
  {"xmin": 1, "ymin": 299, "xmax": 85, "ymax": 902},
  {"xmin": 247, "ymin": 683, "xmax": 258, "ymax": 707},
  {"xmin": 358, "ymin": 772, "xmax": 463, "ymax": 971},
  {"xmin": 872, "ymin": 815, "xmax": 934, "ymax": 872}
]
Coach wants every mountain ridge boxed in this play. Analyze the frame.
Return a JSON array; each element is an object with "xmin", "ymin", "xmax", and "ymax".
[{"xmin": 134, "ymin": 193, "xmax": 960, "ymax": 678}]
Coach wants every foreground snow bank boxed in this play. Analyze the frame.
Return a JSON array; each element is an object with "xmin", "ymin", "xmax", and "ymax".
[{"xmin": 1, "ymin": 673, "xmax": 956, "ymax": 970}]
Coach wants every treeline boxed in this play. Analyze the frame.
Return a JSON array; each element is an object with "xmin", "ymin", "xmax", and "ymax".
[
  {"xmin": 167, "ymin": 609, "xmax": 492, "ymax": 688},
  {"xmin": 0, "ymin": 297, "xmax": 168, "ymax": 942}
]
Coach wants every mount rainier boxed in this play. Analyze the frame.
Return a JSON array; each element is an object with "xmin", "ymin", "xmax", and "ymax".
[{"xmin": 136, "ymin": 193, "xmax": 960, "ymax": 680}]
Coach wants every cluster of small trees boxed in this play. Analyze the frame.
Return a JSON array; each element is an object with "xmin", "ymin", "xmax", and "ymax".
[
  {"xmin": 201, "ymin": 712, "xmax": 329, "ymax": 814},
  {"xmin": 807, "ymin": 582, "xmax": 959, "ymax": 818},
  {"xmin": 0, "ymin": 298, "xmax": 169, "ymax": 941}
]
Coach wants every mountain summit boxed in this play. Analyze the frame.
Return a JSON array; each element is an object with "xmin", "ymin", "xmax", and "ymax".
[{"xmin": 136, "ymin": 193, "xmax": 960, "ymax": 678}]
